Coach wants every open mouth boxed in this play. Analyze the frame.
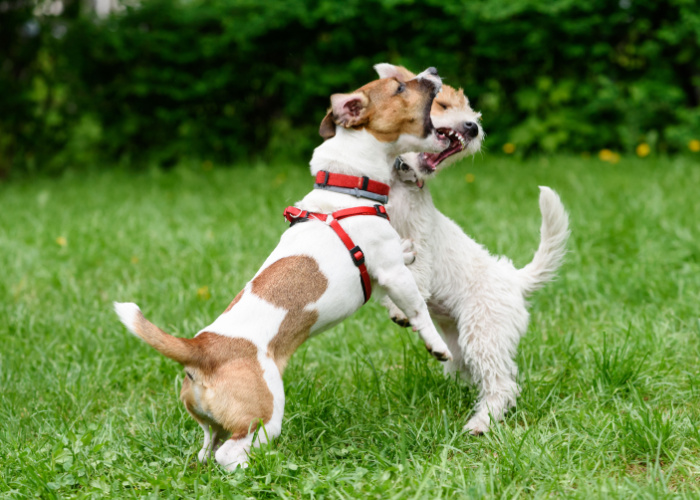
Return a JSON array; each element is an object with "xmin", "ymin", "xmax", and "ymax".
[{"xmin": 421, "ymin": 128, "xmax": 467, "ymax": 173}]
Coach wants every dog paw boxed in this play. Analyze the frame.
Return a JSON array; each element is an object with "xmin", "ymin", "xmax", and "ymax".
[
  {"xmin": 392, "ymin": 315, "xmax": 411, "ymax": 328},
  {"xmin": 215, "ymin": 441, "xmax": 250, "ymax": 471},
  {"xmin": 464, "ymin": 417, "xmax": 489, "ymax": 436},
  {"xmin": 401, "ymin": 238, "xmax": 416, "ymax": 265},
  {"xmin": 387, "ymin": 302, "xmax": 410, "ymax": 327},
  {"xmin": 425, "ymin": 343, "xmax": 453, "ymax": 362}
]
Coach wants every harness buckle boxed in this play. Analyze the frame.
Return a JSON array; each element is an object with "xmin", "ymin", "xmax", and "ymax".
[
  {"xmin": 374, "ymin": 205, "xmax": 389, "ymax": 219},
  {"xmin": 284, "ymin": 207, "xmax": 310, "ymax": 226},
  {"xmin": 349, "ymin": 246, "xmax": 365, "ymax": 266}
]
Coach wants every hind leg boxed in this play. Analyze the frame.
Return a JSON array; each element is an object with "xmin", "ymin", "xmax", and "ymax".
[{"xmin": 455, "ymin": 310, "xmax": 523, "ymax": 435}]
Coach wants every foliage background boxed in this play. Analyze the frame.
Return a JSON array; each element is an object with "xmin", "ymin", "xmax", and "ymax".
[{"xmin": 2, "ymin": 0, "xmax": 700, "ymax": 174}]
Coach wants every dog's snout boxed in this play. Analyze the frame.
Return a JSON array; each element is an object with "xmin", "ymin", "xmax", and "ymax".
[{"xmin": 464, "ymin": 121, "xmax": 479, "ymax": 138}]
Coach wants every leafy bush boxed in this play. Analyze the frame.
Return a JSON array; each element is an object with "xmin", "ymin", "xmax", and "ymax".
[{"xmin": 2, "ymin": 0, "xmax": 699, "ymax": 173}]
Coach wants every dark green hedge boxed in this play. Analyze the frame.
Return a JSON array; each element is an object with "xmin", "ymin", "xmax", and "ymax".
[{"xmin": 2, "ymin": 0, "xmax": 699, "ymax": 174}]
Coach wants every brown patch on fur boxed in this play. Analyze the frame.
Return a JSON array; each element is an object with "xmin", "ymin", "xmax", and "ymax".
[
  {"xmin": 319, "ymin": 111, "xmax": 336, "ymax": 139},
  {"xmin": 251, "ymin": 256, "xmax": 327, "ymax": 373},
  {"xmin": 251, "ymin": 256, "xmax": 327, "ymax": 310},
  {"xmin": 223, "ymin": 290, "xmax": 244, "ymax": 313},
  {"xmin": 268, "ymin": 309, "xmax": 318, "ymax": 372},
  {"xmin": 131, "ymin": 310, "xmax": 195, "ymax": 365},
  {"xmin": 207, "ymin": 353, "xmax": 272, "ymax": 437},
  {"xmin": 322, "ymin": 76, "xmax": 437, "ymax": 143},
  {"xmin": 384, "ymin": 65, "xmax": 469, "ymax": 117},
  {"xmin": 179, "ymin": 333, "xmax": 274, "ymax": 438},
  {"xmin": 432, "ymin": 85, "xmax": 469, "ymax": 116}
]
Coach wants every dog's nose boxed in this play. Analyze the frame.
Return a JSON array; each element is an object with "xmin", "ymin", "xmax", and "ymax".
[
  {"xmin": 426, "ymin": 67, "xmax": 438, "ymax": 76},
  {"xmin": 464, "ymin": 121, "xmax": 479, "ymax": 138}
]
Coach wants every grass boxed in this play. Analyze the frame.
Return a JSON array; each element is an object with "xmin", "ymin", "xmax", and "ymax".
[{"xmin": 1, "ymin": 154, "xmax": 699, "ymax": 498}]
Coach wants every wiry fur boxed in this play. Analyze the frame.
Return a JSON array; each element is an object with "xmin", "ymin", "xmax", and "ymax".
[
  {"xmin": 379, "ymin": 65, "xmax": 570, "ymax": 434},
  {"xmin": 114, "ymin": 67, "xmax": 454, "ymax": 471}
]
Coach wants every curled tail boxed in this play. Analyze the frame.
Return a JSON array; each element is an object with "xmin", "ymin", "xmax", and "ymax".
[
  {"xmin": 518, "ymin": 186, "xmax": 570, "ymax": 296},
  {"xmin": 114, "ymin": 302, "xmax": 197, "ymax": 365}
]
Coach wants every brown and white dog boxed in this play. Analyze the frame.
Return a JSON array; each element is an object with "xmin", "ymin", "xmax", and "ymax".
[
  {"xmin": 114, "ymin": 68, "xmax": 453, "ymax": 470},
  {"xmin": 377, "ymin": 64, "xmax": 570, "ymax": 435}
]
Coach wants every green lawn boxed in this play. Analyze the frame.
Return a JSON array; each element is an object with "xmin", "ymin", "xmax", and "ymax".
[{"xmin": 1, "ymin": 155, "xmax": 699, "ymax": 498}]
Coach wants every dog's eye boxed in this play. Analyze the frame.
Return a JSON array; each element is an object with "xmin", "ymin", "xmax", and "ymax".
[
  {"xmin": 437, "ymin": 102, "xmax": 448, "ymax": 110},
  {"xmin": 185, "ymin": 370, "xmax": 194, "ymax": 381},
  {"xmin": 396, "ymin": 82, "xmax": 406, "ymax": 94}
]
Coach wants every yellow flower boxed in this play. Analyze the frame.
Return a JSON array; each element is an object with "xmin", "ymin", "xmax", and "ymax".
[
  {"xmin": 689, "ymin": 139, "xmax": 700, "ymax": 152},
  {"xmin": 197, "ymin": 286, "xmax": 211, "ymax": 301},
  {"xmin": 465, "ymin": 173, "xmax": 475, "ymax": 183},
  {"xmin": 636, "ymin": 143, "xmax": 650, "ymax": 157},
  {"xmin": 56, "ymin": 236, "xmax": 67, "ymax": 247},
  {"xmin": 598, "ymin": 149, "xmax": 613, "ymax": 161},
  {"xmin": 503, "ymin": 143, "xmax": 516, "ymax": 154},
  {"xmin": 130, "ymin": 256, "xmax": 139, "ymax": 264}
]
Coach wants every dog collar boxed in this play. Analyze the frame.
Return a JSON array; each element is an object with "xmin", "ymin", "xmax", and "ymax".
[
  {"xmin": 283, "ymin": 204, "xmax": 389, "ymax": 303},
  {"xmin": 393, "ymin": 157, "xmax": 424, "ymax": 189},
  {"xmin": 313, "ymin": 170, "xmax": 390, "ymax": 204}
]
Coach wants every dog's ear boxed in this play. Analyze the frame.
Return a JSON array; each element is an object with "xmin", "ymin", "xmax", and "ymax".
[
  {"xmin": 329, "ymin": 92, "xmax": 369, "ymax": 129},
  {"xmin": 319, "ymin": 110, "xmax": 336, "ymax": 140},
  {"xmin": 373, "ymin": 63, "xmax": 416, "ymax": 82}
]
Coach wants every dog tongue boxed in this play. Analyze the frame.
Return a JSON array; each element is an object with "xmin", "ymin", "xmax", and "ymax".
[
  {"xmin": 422, "ymin": 152, "xmax": 441, "ymax": 170},
  {"xmin": 424, "ymin": 137, "xmax": 463, "ymax": 169}
]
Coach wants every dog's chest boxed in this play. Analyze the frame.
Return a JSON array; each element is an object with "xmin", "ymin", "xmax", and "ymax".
[{"xmin": 387, "ymin": 182, "xmax": 435, "ymax": 241}]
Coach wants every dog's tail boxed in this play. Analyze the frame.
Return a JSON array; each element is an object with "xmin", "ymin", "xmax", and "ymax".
[
  {"xmin": 518, "ymin": 187, "xmax": 570, "ymax": 296},
  {"xmin": 114, "ymin": 302, "xmax": 198, "ymax": 365}
]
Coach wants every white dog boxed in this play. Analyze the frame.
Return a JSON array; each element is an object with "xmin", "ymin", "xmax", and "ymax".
[
  {"xmin": 114, "ymin": 67, "xmax": 454, "ymax": 470},
  {"xmin": 376, "ymin": 64, "xmax": 570, "ymax": 435}
]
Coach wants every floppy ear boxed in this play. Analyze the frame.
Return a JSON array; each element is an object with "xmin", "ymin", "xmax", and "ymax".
[
  {"xmin": 373, "ymin": 63, "xmax": 416, "ymax": 82},
  {"xmin": 329, "ymin": 92, "xmax": 369, "ymax": 128},
  {"xmin": 319, "ymin": 110, "xmax": 336, "ymax": 140}
]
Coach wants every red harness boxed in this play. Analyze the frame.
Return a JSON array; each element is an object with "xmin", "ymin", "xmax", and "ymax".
[{"xmin": 283, "ymin": 172, "xmax": 391, "ymax": 303}]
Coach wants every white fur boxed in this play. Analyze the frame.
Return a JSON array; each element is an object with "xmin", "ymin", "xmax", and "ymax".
[
  {"xmin": 177, "ymin": 81, "xmax": 454, "ymax": 470},
  {"xmin": 386, "ymin": 180, "xmax": 569, "ymax": 434},
  {"xmin": 113, "ymin": 302, "xmax": 140, "ymax": 336}
]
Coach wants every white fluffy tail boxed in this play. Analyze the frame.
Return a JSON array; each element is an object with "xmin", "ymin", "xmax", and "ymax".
[{"xmin": 518, "ymin": 187, "xmax": 570, "ymax": 296}]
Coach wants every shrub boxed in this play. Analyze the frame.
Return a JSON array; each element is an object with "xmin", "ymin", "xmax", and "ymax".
[{"xmin": 2, "ymin": 0, "xmax": 699, "ymax": 173}]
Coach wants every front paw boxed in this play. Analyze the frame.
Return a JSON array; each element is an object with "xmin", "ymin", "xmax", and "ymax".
[
  {"xmin": 425, "ymin": 343, "xmax": 452, "ymax": 362},
  {"xmin": 464, "ymin": 415, "xmax": 490, "ymax": 435},
  {"xmin": 401, "ymin": 238, "xmax": 416, "ymax": 265},
  {"xmin": 386, "ymin": 302, "xmax": 411, "ymax": 327},
  {"xmin": 392, "ymin": 315, "xmax": 411, "ymax": 328}
]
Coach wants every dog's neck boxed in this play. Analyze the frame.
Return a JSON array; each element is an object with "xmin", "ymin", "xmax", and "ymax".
[{"xmin": 310, "ymin": 128, "xmax": 399, "ymax": 185}]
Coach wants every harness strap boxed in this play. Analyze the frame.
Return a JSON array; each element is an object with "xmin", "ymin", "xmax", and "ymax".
[
  {"xmin": 314, "ymin": 170, "xmax": 390, "ymax": 204},
  {"xmin": 282, "ymin": 204, "xmax": 389, "ymax": 303}
]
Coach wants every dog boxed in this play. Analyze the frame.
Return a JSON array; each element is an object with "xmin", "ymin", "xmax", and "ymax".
[
  {"xmin": 376, "ymin": 64, "xmax": 570, "ymax": 435},
  {"xmin": 114, "ymin": 67, "xmax": 454, "ymax": 470}
]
